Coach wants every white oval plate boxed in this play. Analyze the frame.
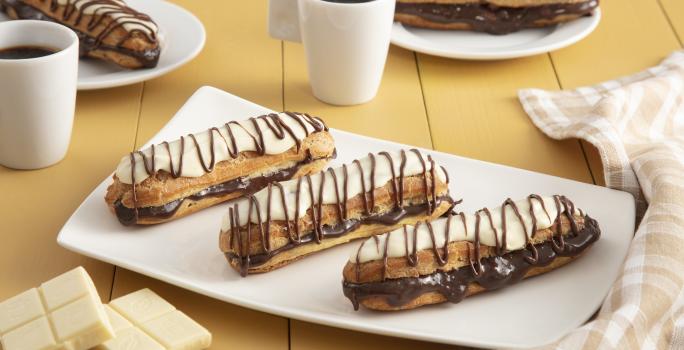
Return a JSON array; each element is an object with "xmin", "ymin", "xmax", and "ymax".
[
  {"xmin": 57, "ymin": 86, "xmax": 634, "ymax": 348},
  {"xmin": 391, "ymin": 8, "xmax": 601, "ymax": 60},
  {"xmin": 0, "ymin": 0, "xmax": 205, "ymax": 90}
]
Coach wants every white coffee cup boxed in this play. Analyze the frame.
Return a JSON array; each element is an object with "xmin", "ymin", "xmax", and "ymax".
[
  {"xmin": 0, "ymin": 20, "xmax": 79, "ymax": 170},
  {"xmin": 269, "ymin": 0, "xmax": 395, "ymax": 106}
]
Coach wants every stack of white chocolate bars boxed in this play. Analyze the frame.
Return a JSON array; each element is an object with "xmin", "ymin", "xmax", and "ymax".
[{"xmin": 0, "ymin": 267, "xmax": 212, "ymax": 350}]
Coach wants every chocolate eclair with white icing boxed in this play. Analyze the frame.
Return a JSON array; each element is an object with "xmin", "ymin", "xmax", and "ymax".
[
  {"xmin": 219, "ymin": 149, "xmax": 455, "ymax": 276},
  {"xmin": 0, "ymin": 0, "xmax": 160, "ymax": 68},
  {"xmin": 343, "ymin": 194, "xmax": 600, "ymax": 311},
  {"xmin": 395, "ymin": 0, "xmax": 599, "ymax": 35},
  {"xmin": 105, "ymin": 112, "xmax": 336, "ymax": 226}
]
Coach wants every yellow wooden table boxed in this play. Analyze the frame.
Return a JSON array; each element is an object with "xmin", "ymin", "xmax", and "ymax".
[{"xmin": 1, "ymin": 1, "xmax": 682, "ymax": 348}]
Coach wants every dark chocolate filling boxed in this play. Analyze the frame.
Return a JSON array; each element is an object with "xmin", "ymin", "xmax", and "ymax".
[
  {"xmin": 113, "ymin": 157, "xmax": 326, "ymax": 226},
  {"xmin": 395, "ymin": 0, "xmax": 598, "ymax": 35},
  {"xmin": 225, "ymin": 196, "xmax": 455, "ymax": 269},
  {"xmin": 343, "ymin": 215, "xmax": 600, "ymax": 310},
  {"xmin": 0, "ymin": 0, "xmax": 160, "ymax": 68}
]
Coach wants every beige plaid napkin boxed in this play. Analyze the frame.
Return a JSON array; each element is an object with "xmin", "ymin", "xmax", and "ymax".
[{"xmin": 518, "ymin": 51, "xmax": 684, "ymax": 349}]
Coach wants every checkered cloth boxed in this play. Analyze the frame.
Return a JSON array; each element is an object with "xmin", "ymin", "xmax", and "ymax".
[{"xmin": 518, "ymin": 51, "xmax": 684, "ymax": 349}]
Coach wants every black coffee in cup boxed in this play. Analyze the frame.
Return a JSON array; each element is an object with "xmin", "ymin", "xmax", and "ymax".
[{"xmin": 0, "ymin": 46, "xmax": 56, "ymax": 60}]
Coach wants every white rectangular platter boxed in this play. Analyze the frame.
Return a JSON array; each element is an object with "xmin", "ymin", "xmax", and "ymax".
[{"xmin": 58, "ymin": 86, "xmax": 634, "ymax": 349}]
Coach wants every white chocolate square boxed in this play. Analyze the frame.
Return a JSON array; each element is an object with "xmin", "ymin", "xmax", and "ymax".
[
  {"xmin": 40, "ymin": 267, "xmax": 96, "ymax": 311},
  {"xmin": 96, "ymin": 327, "xmax": 165, "ymax": 350},
  {"xmin": 0, "ymin": 288, "xmax": 44, "ymax": 334},
  {"xmin": 0, "ymin": 267, "xmax": 114, "ymax": 350},
  {"xmin": 109, "ymin": 289, "xmax": 175, "ymax": 324},
  {"xmin": 99, "ymin": 289, "xmax": 211, "ymax": 350},
  {"xmin": 104, "ymin": 305, "xmax": 132, "ymax": 333},
  {"xmin": 141, "ymin": 310, "xmax": 212, "ymax": 350},
  {"xmin": 50, "ymin": 294, "xmax": 114, "ymax": 350},
  {"xmin": 1, "ymin": 317, "xmax": 58, "ymax": 350}
]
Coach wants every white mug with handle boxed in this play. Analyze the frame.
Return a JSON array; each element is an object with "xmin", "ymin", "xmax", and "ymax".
[
  {"xmin": 0, "ymin": 20, "xmax": 79, "ymax": 170},
  {"xmin": 269, "ymin": 0, "xmax": 396, "ymax": 106}
]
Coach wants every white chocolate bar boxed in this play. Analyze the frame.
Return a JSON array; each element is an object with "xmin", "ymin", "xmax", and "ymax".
[
  {"xmin": 0, "ymin": 267, "xmax": 114, "ymax": 350},
  {"xmin": 96, "ymin": 289, "xmax": 212, "ymax": 350}
]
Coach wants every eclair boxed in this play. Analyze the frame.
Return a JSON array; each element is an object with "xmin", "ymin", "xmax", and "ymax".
[
  {"xmin": 395, "ymin": 0, "xmax": 599, "ymax": 35},
  {"xmin": 105, "ymin": 112, "xmax": 336, "ymax": 226},
  {"xmin": 343, "ymin": 194, "xmax": 600, "ymax": 311},
  {"xmin": 219, "ymin": 149, "xmax": 456, "ymax": 276},
  {"xmin": 0, "ymin": 0, "xmax": 161, "ymax": 69}
]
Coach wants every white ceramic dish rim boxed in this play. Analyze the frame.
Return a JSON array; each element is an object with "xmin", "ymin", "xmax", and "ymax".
[
  {"xmin": 57, "ymin": 86, "xmax": 633, "ymax": 349},
  {"xmin": 390, "ymin": 8, "xmax": 601, "ymax": 60}
]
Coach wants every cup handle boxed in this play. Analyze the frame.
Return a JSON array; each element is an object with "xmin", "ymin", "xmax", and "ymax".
[{"xmin": 268, "ymin": 0, "xmax": 301, "ymax": 42}]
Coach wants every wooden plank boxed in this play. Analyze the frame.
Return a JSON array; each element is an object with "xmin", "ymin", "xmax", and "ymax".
[
  {"xmin": 551, "ymin": 0, "xmax": 680, "ymax": 87},
  {"xmin": 550, "ymin": 0, "xmax": 682, "ymax": 186},
  {"xmin": 284, "ymin": 45, "xmax": 433, "ymax": 148},
  {"xmin": 660, "ymin": 0, "xmax": 684, "ymax": 45},
  {"xmin": 0, "ymin": 85, "xmax": 142, "ymax": 302},
  {"xmin": 291, "ymin": 320, "xmax": 475, "ymax": 350},
  {"xmin": 110, "ymin": 1, "xmax": 290, "ymax": 349},
  {"xmin": 418, "ymin": 54, "xmax": 593, "ymax": 183}
]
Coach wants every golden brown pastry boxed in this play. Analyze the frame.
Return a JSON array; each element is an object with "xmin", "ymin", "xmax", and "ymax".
[
  {"xmin": 343, "ymin": 194, "xmax": 600, "ymax": 311},
  {"xmin": 105, "ymin": 112, "xmax": 336, "ymax": 226},
  {"xmin": 0, "ymin": 0, "xmax": 161, "ymax": 69},
  {"xmin": 219, "ymin": 149, "xmax": 456, "ymax": 276},
  {"xmin": 395, "ymin": 0, "xmax": 599, "ymax": 35}
]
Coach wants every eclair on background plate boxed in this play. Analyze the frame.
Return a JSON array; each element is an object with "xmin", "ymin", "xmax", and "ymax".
[
  {"xmin": 0, "ymin": 0, "xmax": 161, "ymax": 69},
  {"xmin": 394, "ymin": 0, "xmax": 599, "ymax": 35}
]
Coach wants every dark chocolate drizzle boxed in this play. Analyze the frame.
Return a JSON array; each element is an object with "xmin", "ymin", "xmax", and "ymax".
[
  {"xmin": 0, "ymin": 0, "xmax": 160, "ymax": 67},
  {"xmin": 123, "ymin": 112, "xmax": 329, "ymax": 225},
  {"xmin": 395, "ymin": 0, "xmax": 599, "ymax": 35},
  {"xmin": 343, "ymin": 195, "xmax": 600, "ymax": 310},
  {"xmin": 226, "ymin": 149, "xmax": 451, "ymax": 277}
]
